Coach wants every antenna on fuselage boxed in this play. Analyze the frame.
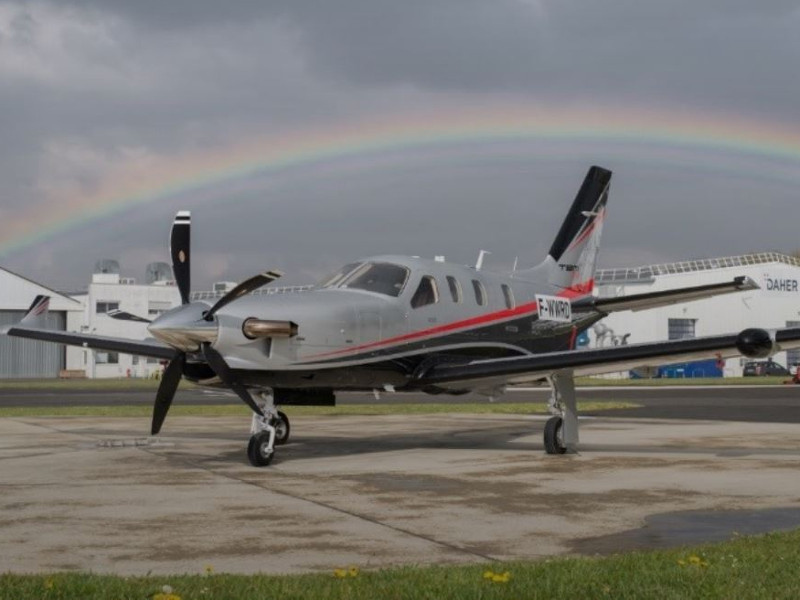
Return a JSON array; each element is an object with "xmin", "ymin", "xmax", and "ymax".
[
  {"xmin": 512, "ymin": 256, "xmax": 518, "ymax": 272},
  {"xmin": 475, "ymin": 250, "xmax": 491, "ymax": 271}
]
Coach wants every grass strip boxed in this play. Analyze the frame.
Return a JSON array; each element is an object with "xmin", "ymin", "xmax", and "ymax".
[
  {"xmin": 1, "ymin": 529, "xmax": 799, "ymax": 599},
  {"xmin": 0, "ymin": 401, "xmax": 636, "ymax": 418}
]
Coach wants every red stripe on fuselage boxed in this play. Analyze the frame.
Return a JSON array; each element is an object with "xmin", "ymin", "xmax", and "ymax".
[{"xmin": 302, "ymin": 288, "xmax": 592, "ymax": 362}]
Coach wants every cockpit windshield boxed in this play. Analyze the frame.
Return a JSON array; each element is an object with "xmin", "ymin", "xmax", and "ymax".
[
  {"xmin": 319, "ymin": 262, "xmax": 362, "ymax": 288},
  {"xmin": 343, "ymin": 262, "xmax": 410, "ymax": 296},
  {"xmin": 319, "ymin": 261, "xmax": 410, "ymax": 297}
]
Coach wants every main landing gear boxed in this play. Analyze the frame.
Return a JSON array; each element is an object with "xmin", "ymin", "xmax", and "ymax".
[
  {"xmin": 247, "ymin": 392, "xmax": 291, "ymax": 467},
  {"xmin": 543, "ymin": 371, "xmax": 579, "ymax": 455}
]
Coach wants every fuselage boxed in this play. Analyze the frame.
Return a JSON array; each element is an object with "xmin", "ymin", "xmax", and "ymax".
[{"xmin": 160, "ymin": 255, "xmax": 604, "ymax": 393}]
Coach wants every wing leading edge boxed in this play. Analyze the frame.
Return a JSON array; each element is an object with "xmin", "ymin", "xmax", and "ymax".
[
  {"xmin": 5, "ymin": 326, "xmax": 177, "ymax": 360},
  {"xmin": 418, "ymin": 327, "xmax": 800, "ymax": 389},
  {"xmin": 592, "ymin": 276, "xmax": 759, "ymax": 314}
]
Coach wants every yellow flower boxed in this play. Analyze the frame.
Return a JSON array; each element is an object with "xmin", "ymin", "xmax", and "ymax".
[
  {"xmin": 491, "ymin": 572, "xmax": 511, "ymax": 583},
  {"xmin": 44, "ymin": 578, "xmax": 54, "ymax": 590},
  {"xmin": 348, "ymin": 566, "xmax": 360, "ymax": 577},
  {"xmin": 677, "ymin": 559, "xmax": 686, "ymax": 567},
  {"xmin": 204, "ymin": 564, "xmax": 214, "ymax": 575},
  {"xmin": 333, "ymin": 568, "xmax": 348, "ymax": 578},
  {"xmin": 154, "ymin": 585, "xmax": 182, "ymax": 600},
  {"xmin": 688, "ymin": 555, "xmax": 702, "ymax": 565},
  {"xmin": 483, "ymin": 570, "xmax": 495, "ymax": 579}
]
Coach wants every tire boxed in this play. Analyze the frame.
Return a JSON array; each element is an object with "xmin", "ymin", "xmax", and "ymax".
[
  {"xmin": 274, "ymin": 410, "xmax": 290, "ymax": 446},
  {"xmin": 247, "ymin": 431, "xmax": 274, "ymax": 467},
  {"xmin": 544, "ymin": 416, "xmax": 566, "ymax": 455}
]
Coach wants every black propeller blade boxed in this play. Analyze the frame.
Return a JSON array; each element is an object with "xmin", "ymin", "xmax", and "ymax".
[
  {"xmin": 107, "ymin": 309, "xmax": 152, "ymax": 324},
  {"xmin": 151, "ymin": 353, "xmax": 186, "ymax": 435},
  {"xmin": 203, "ymin": 270, "xmax": 283, "ymax": 322},
  {"xmin": 170, "ymin": 211, "xmax": 191, "ymax": 305},
  {"xmin": 202, "ymin": 343, "xmax": 264, "ymax": 416}
]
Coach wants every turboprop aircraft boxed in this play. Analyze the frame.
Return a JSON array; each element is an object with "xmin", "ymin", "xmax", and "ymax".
[{"xmin": 5, "ymin": 166, "xmax": 800, "ymax": 466}]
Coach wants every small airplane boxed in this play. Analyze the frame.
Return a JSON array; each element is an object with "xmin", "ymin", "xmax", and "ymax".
[{"xmin": 5, "ymin": 166, "xmax": 800, "ymax": 466}]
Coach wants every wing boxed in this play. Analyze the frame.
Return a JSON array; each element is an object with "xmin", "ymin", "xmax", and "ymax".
[
  {"xmin": 593, "ymin": 276, "xmax": 759, "ymax": 313},
  {"xmin": 5, "ymin": 325, "xmax": 177, "ymax": 360},
  {"xmin": 418, "ymin": 327, "xmax": 800, "ymax": 389}
]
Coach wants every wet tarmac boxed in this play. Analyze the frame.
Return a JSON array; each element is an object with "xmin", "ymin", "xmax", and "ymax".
[
  {"xmin": 574, "ymin": 506, "xmax": 800, "ymax": 555},
  {"xmin": 2, "ymin": 412, "xmax": 800, "ymax": 574}
]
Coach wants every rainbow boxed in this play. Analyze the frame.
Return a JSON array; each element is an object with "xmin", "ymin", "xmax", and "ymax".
[{"xmin": 3, "ymin": 103, "xmax": 800, "ymax": 257}]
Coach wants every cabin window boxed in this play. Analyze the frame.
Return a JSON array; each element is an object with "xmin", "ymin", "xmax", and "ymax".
[
  {"xmin": 340, "ymin": 262, "xmax": 410, "ymax": 297},
  {"xmin": 501, "ymin": 284, "xmax": 515, "ymax": 309},
  {"xmin": 472, "ymin": 279, "xmax": 486, "ymax": 306},
  {"xmin": 411, "ymin": 276, "xmax": 439, "ymax": 308},
  {"xmin": 446, "ymin": 276, "xmax": 462, "ymax": 303}
]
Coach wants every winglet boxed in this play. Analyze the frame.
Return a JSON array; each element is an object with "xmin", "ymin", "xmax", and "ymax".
[{"xmin": 19, "ymin": 295, "xmax": 51, "ymax": 328}]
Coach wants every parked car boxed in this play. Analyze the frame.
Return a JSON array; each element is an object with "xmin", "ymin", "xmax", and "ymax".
[{"xmin": 743, "ymin": 360, "xmax": 790, "ymax": 376}]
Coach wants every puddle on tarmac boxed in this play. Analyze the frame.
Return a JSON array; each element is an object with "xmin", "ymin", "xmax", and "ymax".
[{"xmin": 572, "ymin": 507, "xmax": 800, "ymax": 555}]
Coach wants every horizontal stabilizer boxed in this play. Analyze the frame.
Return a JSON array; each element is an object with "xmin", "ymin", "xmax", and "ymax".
[{"xmin": 594, "ymin": 276, "xmax": 759, "ymax": 313}]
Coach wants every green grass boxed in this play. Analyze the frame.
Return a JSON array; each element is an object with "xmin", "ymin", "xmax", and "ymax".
[
  {"xmin": 0, "ymin": 401, "xmax": 636, "ymax": 418},
  {"xmin": 2, "ymin": 529, "xmax": 799, "ymax": 599}
]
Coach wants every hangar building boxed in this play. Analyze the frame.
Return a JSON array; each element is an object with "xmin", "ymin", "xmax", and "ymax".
[
  {"xmin": 594, "ymin": 252, "xmax": 800, "ymax": 377},
  {"xmin": 0, "ymin": 267, "xmax": 83, "ymax": 378}
]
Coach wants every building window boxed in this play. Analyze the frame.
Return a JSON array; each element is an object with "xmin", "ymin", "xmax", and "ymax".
[
  {"xmin": 96, "ymin": 301, "xmax": 120, "ymax": 314},
  {"xmin": 472, "ymin": 280, "xmax": 486, "ymax": 306},
  {"xmin": 446, "ymin": 276, "xmax": 462, "ymax": 303},
  {"xmin": 411, "ymin": 276, "xmax": 439, "ymax": 309},
  {"xmin": 501, "ymin": 284, "xmax": 515, "ymax": 309},
  {"xmin": 148, "ymin": 301, "xmax": 172, "ymax": 317},
  {"xmin": 668, "ymin": 318, "xmax": 696, "ymax": 340},
  {"xmin": 96, "ymin": 352, "xmax": 119, "ymax": 364}
]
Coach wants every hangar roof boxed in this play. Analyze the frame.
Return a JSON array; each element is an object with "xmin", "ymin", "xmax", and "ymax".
[
  {"xmin": 0, "ymin": 266, "xmax": 82, "ymax": 311},
  {"xmin": 596, "ymin": 252, "xmax": 800, "ymax": 285}
]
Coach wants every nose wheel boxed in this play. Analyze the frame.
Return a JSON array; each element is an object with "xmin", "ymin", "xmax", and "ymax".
[
  {"xmin": 247, "ymin": 395, "xmax": 291, "ymax": 466},
  {"xmin": 247, "ymin": 430, "xmax": 275, "ymax": 466}
]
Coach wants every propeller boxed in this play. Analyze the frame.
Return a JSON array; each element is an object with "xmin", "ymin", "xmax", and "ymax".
[
  {"xmin": 147, "ymin": 210, "xmax": 272, "ymax": 435},
  {"xmin": 107, "ymin": 309, "xmax": 152, "ymax": 324},
  {"xmin": 203, "ymin": 270, "xmax": 283, "ymax": 321},
  {"xmin": 202, "ymin": 343, "xmax": 264, "ymax": 416},
  {"xmin": 151, "ymin": 353, "xmax": 186, "ymax": 435},
  {"xmin": 171, "ymin": 211, "xmax": 192, "ymax": 305}
]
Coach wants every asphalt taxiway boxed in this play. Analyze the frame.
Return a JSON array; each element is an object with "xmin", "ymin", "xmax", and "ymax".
[{"xmin": 1, "ymin": 386, "xmax": 799, "ymax": 575}]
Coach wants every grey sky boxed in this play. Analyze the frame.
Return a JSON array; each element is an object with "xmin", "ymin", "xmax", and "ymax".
[{"xmin": 1, "ymin": 0, "xmax": 799, "ymax": 291}]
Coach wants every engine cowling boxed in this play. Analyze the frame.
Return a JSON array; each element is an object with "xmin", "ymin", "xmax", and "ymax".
[{"xmin": 735, "ymin": 328, "xmax": 778, "ymax": 359}]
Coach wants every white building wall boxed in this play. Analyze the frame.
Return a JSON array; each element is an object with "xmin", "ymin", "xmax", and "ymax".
[
  {"xmin": 70, "ymin": 274, "xmax": 181, "ymax": 378},
  {"xmin": 595, "ymin": 258, "xmax": 800, "ymax": 377}
]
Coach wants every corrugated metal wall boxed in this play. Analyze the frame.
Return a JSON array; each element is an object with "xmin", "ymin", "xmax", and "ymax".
[{"xmin": 0, "ymin": 311, "xmax": 66, "ymax": 378}]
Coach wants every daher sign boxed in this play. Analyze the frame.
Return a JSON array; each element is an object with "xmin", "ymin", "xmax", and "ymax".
[{"xmin": 762, "ymin": 272, "xmax": 800, "ymax": 293}]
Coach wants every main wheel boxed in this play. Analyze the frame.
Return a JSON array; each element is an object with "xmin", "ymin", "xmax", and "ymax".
[
  {"xmin": 273, "ymin": 410, "xmax": 290, "ymax": 446},
  {"xmin": 544, "ymin": 416, "xmax": 566, "ymax": 455},
  {"xmin": 247, "ymin": 431, "xmax": 275, "ymax": 466}
]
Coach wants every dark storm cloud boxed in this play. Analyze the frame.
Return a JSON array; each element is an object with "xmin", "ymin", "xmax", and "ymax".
[{"xmin": 2, "ymin": 0, "xmax": 800, "ymax": 290}]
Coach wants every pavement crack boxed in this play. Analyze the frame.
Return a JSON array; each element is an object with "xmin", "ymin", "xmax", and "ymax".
[{"xmin": 141, "ymin": 447, "xmax": 497, "ymax": 563}]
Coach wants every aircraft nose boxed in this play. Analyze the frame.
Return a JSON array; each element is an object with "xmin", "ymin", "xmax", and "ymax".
[{"xmin": 148, "ymin": 303, "xmax": 219, "ymax": 350}]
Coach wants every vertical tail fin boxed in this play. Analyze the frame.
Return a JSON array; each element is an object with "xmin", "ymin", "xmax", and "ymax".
[
  {"xmin": 20, "ymin": 295, "xmax": 51, "ymax": 328},
  {"xmin": 544, "ymin": 166, "xmax": 611, "ymax": 296}
]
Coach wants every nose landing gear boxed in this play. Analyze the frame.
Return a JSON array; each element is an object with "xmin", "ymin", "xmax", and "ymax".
[{"xmin": 247, "ymin": 392, "xmax": 291, "ymax": 466}]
